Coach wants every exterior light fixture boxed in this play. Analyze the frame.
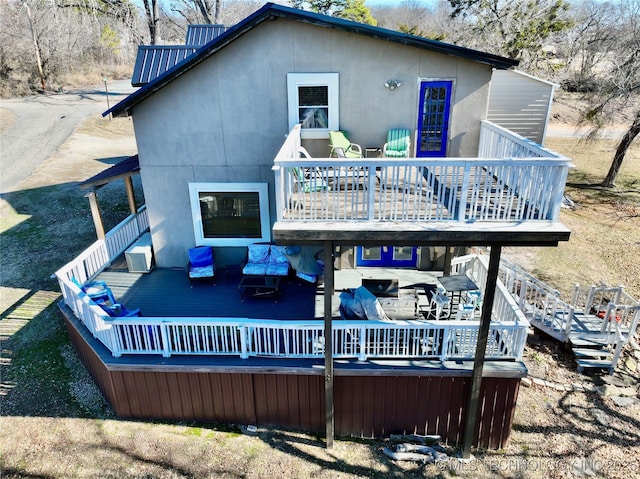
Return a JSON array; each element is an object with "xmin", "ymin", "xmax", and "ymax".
[{"xmin": 384, "ymin": 80, "xmax": 402, "ymax": 90}]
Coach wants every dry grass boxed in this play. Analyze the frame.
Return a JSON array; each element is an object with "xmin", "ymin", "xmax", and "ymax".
[
  {"xmin": 1, "ymin": 109, "xmax": 639, "ymax": 478},
  {"xmin": 504, "ymin": 136, "xmax": 640, "ymax": 299},
  {"xmin": 58, "ymin": 65, "xmax": 133, "ymax": 91}
]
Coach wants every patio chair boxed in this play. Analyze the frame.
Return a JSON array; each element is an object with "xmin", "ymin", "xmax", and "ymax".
[
  {"xmin": 455, "ymin": 302, "xmax": 476, "ymax": 320},
  {"xmin": 77, "ymin": 279, "xmax": 117, "ymax": 305},
  {"xmin": 383, "ymin": 129, "xmax": 411, "ymax": 158},
  {"xmin": 298, "ymin": 145, "xmax": 366, "ymax": 190},
  {"xmin": 100, "ymin": 302, "xmax": 142, "ymax": 317},
  {"xmin": 428, "ymin": 293, "xmax": 450, "ymax": 320},
  {"xmin": 329, "ymin": 131, "xmax": 363, "ymax": 158},
  {"xmin": 292, "ymin": 147, "xmax": 331, "ymax": 192},
  {"xmin": 188, "ymin": 246, "xmax": 216, "ymax": 283},
  {"xmin": 72, "ymin": 278, "xmax": 142, "ymax": 317}
]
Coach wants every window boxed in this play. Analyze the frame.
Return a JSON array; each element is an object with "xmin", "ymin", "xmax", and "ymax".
[
  {"xmin": 287, "ymin": 73, "xmax": 339, "ymax": 139},
  {"xmin": 189, "ymin": 183, "xmax": 270, "ymax": 246}
]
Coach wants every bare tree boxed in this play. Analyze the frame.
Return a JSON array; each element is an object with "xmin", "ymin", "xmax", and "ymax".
[
  {"xmin": 373, "ymin": 0, "xmax": 453, "ymax": 40},
  {"xmin": 553, "ymin": 1, "xmax": 618, "ymax": 91},
  {"xmin": 171, "ymin": 0, "xmax": 222, "ymax": 24},
  {"xmin": 578, "ymin": 0, "xmax": 640, "ymax": 187},
  {"xmin": 447, "ymin": 0, "xmax": 573, "ymax": 65},
  {"xmin": 23, "ymin": 1, "xmax": 47, "ymax": 91},
  {"xmin": 603, "ymin": 111, "xmax": 640, "ymax": 187},
  {"xmin": 1, "ymin": 0, "xmax": 140, "ymax": 96},
  {"xmin": 142, "ymin": 0, "xmax": 160, "ymax": 44}
]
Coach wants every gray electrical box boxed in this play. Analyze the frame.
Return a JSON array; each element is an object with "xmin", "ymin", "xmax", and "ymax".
[{"xmin": 125, "ymin": 233, "xmax": 154, "ymax": 273}]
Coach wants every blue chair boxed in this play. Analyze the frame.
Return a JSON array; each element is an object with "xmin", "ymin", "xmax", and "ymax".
[
  {"xmin": 99, "ymin": 303, "xmax": 142, "ymax": 317},
  {"xmin": 78, "ymin": 279, "xmax": 117, "ymax": 306},
  {"xmin": 188, "ymin": 246, "xmax": 216, "ymax": 282},
  {"xmin": 72, "ymin": 278, "xmax": 141, "ymax": 317}
]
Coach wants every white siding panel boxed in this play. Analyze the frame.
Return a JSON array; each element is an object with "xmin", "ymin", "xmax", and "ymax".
[{"xmin": 488, "ymin": 70, "xmax": 556, "ymax": 145}]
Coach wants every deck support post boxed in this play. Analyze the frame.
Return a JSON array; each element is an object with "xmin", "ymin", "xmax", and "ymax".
[
  {"xmin": 85, "ymin": 190, "xmax": 105, "ymax": 240},
  {"xmin": 462, "ymin": 244, "xmax": 502, "ymax": 458},
  {"xmin": 323, "ymin": 240, "xmax": 335, "ymax": 448}
]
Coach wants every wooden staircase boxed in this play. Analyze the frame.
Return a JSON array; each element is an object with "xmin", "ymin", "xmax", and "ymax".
[
  {"xmin": 571, "ymin": 334, "xmax": 617, "ymax": 374},
  {"xmin": 499, "ymin": 259, "xmax": 640, "ymax": 375}
]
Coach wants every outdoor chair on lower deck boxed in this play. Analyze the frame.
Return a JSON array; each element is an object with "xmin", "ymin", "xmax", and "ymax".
[
  {"xmin": 242, "ymin": 243, "xmax": 290, "ymax": 277},
  {"xmin": 187, "ymin": 246, "xmax": 216, "ymax": 283},
  {"xmin": 428, "ymin": 293, "xmax": 451, "ymax": 320},
  {"xmin": 73, "ymin": 278, "xmax": 141, "ymax": 317}
]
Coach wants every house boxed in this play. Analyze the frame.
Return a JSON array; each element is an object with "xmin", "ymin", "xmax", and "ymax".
[{"xmin": 56, "ymin": 3, "xmax": 573, "ymax": 454}]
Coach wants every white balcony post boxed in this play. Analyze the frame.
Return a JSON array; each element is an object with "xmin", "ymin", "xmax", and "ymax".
[
  {"xmin": 367, "ymin": 166, "xmax": 377, "ymax": 221},
  {"xmin": 457, "ymin": 163, "xmax": 471, "ymax": 221},
  {"xmin": 273, "ymin": 165, "xmax": 284, "ymax": 222},
  {"xmin": 160, "ymin": 323, "xmax": 171, "ymax": 358},
  {"xmin": 239, "ymin": 325, "xmax": 249, "ymax": 359},
  {"xmin": 358, "ymin": 324, "xmax": 367, "ymax": 361},
  {"xmin": 440, "ymin": 326, "xmax": 450, "ymax": 362}
]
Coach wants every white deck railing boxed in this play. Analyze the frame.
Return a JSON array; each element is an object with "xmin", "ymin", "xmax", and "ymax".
[
  {"xmin": 273, "ymin": 123, "xmax": 572, "ymax": 224},
  {"xmin": 499, "ymin": 259, "xmax": 639, "ymax": 372},
  {"xmin": 55, "ymin": 232, "xmax": 528, "ymax": 361},
  {"xmin": 55, "ymin": 206, "xmax": 148, "ymax": 287},
  {"xmin": 499, "ymin": 258, "xmax": 576, "ymax": 339}
]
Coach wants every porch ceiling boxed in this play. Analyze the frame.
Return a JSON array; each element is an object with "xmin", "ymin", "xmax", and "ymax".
[{"xmin": 272, "ymin": 220, "xmax": 572, "ymax": 247}]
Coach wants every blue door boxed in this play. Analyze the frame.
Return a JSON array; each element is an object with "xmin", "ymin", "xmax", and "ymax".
[
  {"xmin": 356, "ymin": 246, "xmax": 418, "ymax": 268},
  {"xmin": 416, "ymin": 81, "xmax": 452, "ymax": 157}
]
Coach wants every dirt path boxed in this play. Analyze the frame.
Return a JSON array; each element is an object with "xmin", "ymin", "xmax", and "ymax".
[{"xmin": 0, "ymin": 79, "xmax": 135, "ymax": 193}]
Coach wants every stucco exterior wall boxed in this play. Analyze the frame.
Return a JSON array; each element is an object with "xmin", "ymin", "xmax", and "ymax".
[{"xmin": 132, "ymin": 18, "xmax": 493, "ymax": 267}]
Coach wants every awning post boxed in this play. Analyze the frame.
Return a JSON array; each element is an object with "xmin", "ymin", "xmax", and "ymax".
[
  {"xmin": 125, "ymin": 176, "xmax": 137, "ymax": 215},
  {"xmin": 86, "ymin": 191, "xmax": 105, "ymax": 240}
]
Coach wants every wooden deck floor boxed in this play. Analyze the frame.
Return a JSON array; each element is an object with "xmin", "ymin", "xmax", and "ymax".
[{"xmin": 96, "ymin": 263, "xmax": 442, "ymax": 320}]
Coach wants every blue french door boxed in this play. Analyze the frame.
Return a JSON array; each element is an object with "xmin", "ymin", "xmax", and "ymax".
[
  {"xmin": 356, "ymin": 246, "xmax": 418, "ymax": 268},
  {"xmin": 416, "ymin": 80, "xmax": 452, "ymax": 157}
]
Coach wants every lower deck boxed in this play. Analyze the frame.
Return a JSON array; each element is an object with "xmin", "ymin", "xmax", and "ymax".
[
  {"xmin": 62, "ymin": 303, "xmax": 525, "ymax": 449},
  {"xmin": 98, "ymin": 263, "xmax": 444, "ymax": 321}
]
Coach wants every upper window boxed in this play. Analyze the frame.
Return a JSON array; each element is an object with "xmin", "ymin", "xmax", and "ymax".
[
  {"xmin": 287, "ymin": 73, "xmax": 339, "ymax": 139},
  {"xmin": 189, "ymin": 183, "xmax": 270, "ymax": 246}
]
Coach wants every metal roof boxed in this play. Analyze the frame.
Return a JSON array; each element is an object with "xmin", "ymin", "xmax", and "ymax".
[
  {"xmin": 131, "ymin": 46, "xmax": 199, "ymax": 87},
  {"xmin": 105, "ymin": 2, "xmax": 518, "ymax": 118},
  {"xmin": 185, "ymin": 24, "xmax": 228, "ymax": 45},
  {"xmin": 80, "ymin": 155, "xmax": 140, "ymax": 189}
]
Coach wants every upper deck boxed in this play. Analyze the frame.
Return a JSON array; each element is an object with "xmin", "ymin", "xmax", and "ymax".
[{"xmin": 272, "ymin": 122, "xmax": 572, "ymax": 246}]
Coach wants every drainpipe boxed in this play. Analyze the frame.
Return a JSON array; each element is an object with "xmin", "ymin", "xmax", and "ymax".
[
  {"xmin": 462, "ymin": 244, "xmax": 502, "ymax": 458},
  {"xmin": 324, "ymin": 240, "xmax": 335, "ymax": 449},
  {"xmin": 85, "ymin": 190, "xmax": 105, "ymax": 240}
]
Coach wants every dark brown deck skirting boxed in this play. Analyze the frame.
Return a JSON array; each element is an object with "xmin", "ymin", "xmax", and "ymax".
[{"xmin": 61, "ymin": 303, "xmax": 522, "ymax": 449}]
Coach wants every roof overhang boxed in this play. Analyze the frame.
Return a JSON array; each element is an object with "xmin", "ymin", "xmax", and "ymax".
[{"xmin": 79, "ymin": 154, "xmax": 139, "ymax": 189}]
